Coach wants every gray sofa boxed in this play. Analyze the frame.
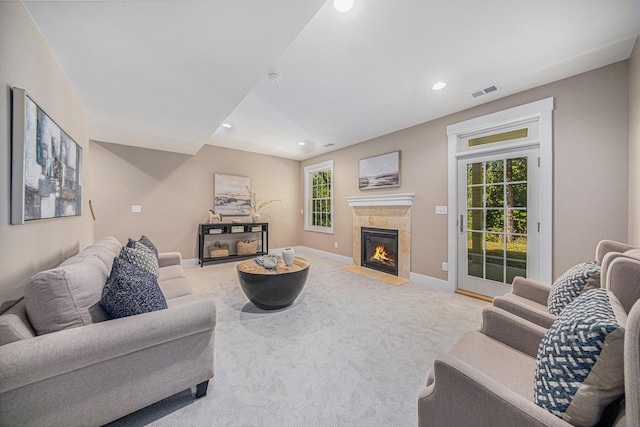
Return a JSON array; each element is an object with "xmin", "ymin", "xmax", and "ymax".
[{"xmin": 0, "ymin": 236, "xmax": 216, "ymax": 427}]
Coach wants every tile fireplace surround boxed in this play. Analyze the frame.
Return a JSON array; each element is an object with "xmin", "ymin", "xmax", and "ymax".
[{"xmin": 346, "ymin": 194, "xmax": 414, "ymax": 280}]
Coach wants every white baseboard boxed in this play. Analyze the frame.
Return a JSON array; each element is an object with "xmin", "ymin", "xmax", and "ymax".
[{"xmin": 410, "ymin": 272, "xmax": 454, "ymax": 292}]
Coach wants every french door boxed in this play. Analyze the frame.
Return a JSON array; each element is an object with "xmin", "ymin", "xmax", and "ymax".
[{"xmin": 457, "ymin": 148, "xmax": 540, "ymax": 297}]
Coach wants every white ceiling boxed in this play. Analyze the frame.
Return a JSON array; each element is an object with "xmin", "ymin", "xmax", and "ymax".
[{"xmin": 24, "ymin": 0, "xmax": 640, "ymax": 160}]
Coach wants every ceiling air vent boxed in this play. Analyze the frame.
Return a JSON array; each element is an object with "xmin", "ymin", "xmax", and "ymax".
[{"xmin": 470, "ymin": 83, "xmax": 501, "ymax": 98}]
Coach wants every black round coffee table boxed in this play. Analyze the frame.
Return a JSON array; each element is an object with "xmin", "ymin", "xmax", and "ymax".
[{"xmin": 237, "ymin": 256, "xmax": 310, "ymax": 310}]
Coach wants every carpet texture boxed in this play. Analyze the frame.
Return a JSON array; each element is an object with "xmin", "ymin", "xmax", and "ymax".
[{"xmin": 107, "ymin": 250, "xmax": 489, "ymax": 426}]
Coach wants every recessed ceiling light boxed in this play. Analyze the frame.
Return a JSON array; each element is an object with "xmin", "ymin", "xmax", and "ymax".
[
  {"xmin": 334, "ymin": 0, "xmax": 354, "ymax": 13},
  {"xmin": 432, "ymin": 82, "xmax": 447, "ymax": 91},
  {"xmin": 222, "ymin": 123, "xmax": 232, "ymax": 128},
  {"xmin": 298, "ymin": 142, "xmax": 306, "ymax": 146}
]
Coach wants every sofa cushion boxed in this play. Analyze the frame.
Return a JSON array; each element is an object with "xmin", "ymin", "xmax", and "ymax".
[
  {"xmin": 119, "ymin": 243, "xmax": 159, "ymax": 277},
  {"xmin": 158, "ymin": 277, "xmax": 193, "ymax": 300},
  {"xmin": 25, "ymin": 256, "xmax": 110, "ymax": 335},
  {"xmin": 535, "ymin": 288, "xmax": 626, "ymax": 426},
  {"xmin": 0, "ymin": 299, "xmax": 35, "ymax": 345},
  {"xmin": 100, "ymin": 257, "xmax": 168, "ymax": 319},
  {"xmin": 60, "ymin": 236, "xmax": 122, "ymax": 272},
  {"xmin": 547, "ymin": 261, "xmax": 600, "ymax": 315}
]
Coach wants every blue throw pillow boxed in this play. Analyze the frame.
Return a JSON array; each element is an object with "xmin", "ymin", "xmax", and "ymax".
[
  {"xmin": 100, "ymin": 257, "xmax": 167, "ymax": 319},
  {"xmin": 547, "ymin": 261, "xmax": 600, "ymax": 315},
  {"xmin": 535, "ymin": 288, "xmax": 625, "ymax": 426}
]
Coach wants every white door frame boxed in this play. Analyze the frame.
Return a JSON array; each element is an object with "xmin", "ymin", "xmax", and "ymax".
[{"xmin": 447, "ymin": 98, "xmax": 554, "ymax": 293}]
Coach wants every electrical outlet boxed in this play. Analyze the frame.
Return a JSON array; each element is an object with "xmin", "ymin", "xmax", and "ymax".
[
  {"xmin": 442, "ymin": 262, "xmax": 448, "ymax": 271},
  {"xmin": 132, "ymin": 205, "xmax": 141, "ymax": 213},
  {"xmin": 435, "ymin": 206, "xmax": 448, "ymax": 215},
  {"xmin": 335, "ymin": 242, "xmax": 338, "ymax": 248}
]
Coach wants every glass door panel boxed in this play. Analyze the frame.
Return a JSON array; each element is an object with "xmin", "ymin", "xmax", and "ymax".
[{"xmin": 457, "ymin": 148, "xmax": 539, "ymax": 297}]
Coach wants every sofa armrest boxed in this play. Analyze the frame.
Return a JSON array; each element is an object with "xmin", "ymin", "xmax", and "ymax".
[
  {"xmin": 596, "ymin": 240, "xmax": 635, "ymax": 265},
  {"xmin": 158, "ymin": 251, "xmax": 182, "ymax": 267},
  {"xmin": 0, "ymin": 295, "xmax": 216, "ymax": 393},
  {"xmin": 478, "ymin": 307, "xmax": 547, "ymax": 358},
  {"xmin": 418, "ymin": 353, "xmax": 569, "ymax": 427},
  {"xmin": 493, "ymin": 296, "xmax": 555, "ymax": 329},
  {"xmin": 511, "ymin": 276, "xmax": 551, "ymax": 305}
]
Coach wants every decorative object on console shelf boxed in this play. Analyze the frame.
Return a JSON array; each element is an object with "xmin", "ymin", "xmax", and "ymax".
[
  {"xmin": 214, "ymin": 174, "xmax": 251, "ymax": 216},
  {"xmin": 359, "ymin": 150, "xmax": 400, "ymax": 190},
  {"xmin": 208, "ymin": 210, "xmax": 221, "ymax": 224},
  {"xmin": 10, "ymin": 87, "xmax": 83, "ymax": 224},
  {"xmin": 209, "ymin": 242, "xmax": 229, "ymax": 258},
  {"xmin": 282, "ymin": 248, "xmax": 295, "ymax": 266},
  {"xmin": 237, "ymin": 239, "xmax": 258, "ymax": 255},
  {"xmin": 248, "ymin": 186, "xmax": 280, "ymax": 222},
  {"xmin": 231, "ymin": 225, "xmax": 244, "ymax": 233}
]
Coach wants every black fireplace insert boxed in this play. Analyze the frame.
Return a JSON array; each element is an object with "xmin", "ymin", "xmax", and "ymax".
[{"xmin": 361, "ymin": 227, "xmax": 399, "ymax": 276}]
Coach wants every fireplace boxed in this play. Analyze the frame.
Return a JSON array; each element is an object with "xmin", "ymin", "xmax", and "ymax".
[{"xmin": 361, "ymin": 227, "xmax": 399, "ymax": 276}]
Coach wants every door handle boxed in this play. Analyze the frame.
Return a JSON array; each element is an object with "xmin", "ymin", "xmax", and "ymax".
[{"xmin": 459, "ymin": 214, "xmax": 464, "ymax": 233}]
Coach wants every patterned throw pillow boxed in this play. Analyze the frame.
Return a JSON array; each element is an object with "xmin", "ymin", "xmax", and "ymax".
[
  {"xmin": 120, "ymin": 243, "xmax": 159, "ymax": 277},
  {"xmin": 535, "ymin": 288, "xmax": 626, "ymax": 427},
  {"xmin": 127, "ymin": 235, "xmax": 159, "ymax": 258},
  {"xmin": 100, "ymin": 257, "xmax": 167, "ymax": 319},
  {"xmin": 547, "ymin": 261, "xmax": 600, "ymax": 315}
]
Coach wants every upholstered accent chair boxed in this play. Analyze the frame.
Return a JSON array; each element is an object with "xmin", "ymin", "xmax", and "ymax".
[
  {"xmin": 418, "ymin": 255, "xmax": 640, "ymax": 427},
  {"xmin": 493, "ymin": 240, "xmax": 636, "ymax": 328}
]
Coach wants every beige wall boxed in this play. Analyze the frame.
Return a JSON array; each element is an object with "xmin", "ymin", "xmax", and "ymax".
[
  {"xmin": 302, "ymin": 61, "xmax": 630, "ymax": 281},
  {"xmin": 90, "ymin": 142, "xmax": 302, "ymax": 259},
  {"xmin": 629, "ymin": 38, "xmax": 640, "ymax": 246},
  {"xmin": 0, "ymin": 3, "xmax": 92, "ymax": 307}
]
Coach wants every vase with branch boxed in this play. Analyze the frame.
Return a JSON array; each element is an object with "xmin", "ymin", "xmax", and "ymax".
[{"xmin": 248, "ymin": 187, "xmax": 280, "ymax": 222}]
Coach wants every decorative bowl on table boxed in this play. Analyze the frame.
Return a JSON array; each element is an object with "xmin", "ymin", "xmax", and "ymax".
[{"xmin": 255, "ymin": 254, "xmax": 279, "ymax": 269}]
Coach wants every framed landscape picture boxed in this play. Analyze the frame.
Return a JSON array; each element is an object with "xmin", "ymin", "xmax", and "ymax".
[
  {"xmin": 359, "ymin": 151, "xmax": 400, "ymax": 190},
  {"xmin": 214, "ymin": 174, "xmax": 251, "ymax": 216},
  {"xmin": 11, "ymin": 87, "xmax": 82, "ymax": 224}
]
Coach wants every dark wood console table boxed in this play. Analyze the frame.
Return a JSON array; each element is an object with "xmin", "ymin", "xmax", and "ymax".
[{"xmin": 198, "ymin": 222, "xmax": 268, "ymax": 267}]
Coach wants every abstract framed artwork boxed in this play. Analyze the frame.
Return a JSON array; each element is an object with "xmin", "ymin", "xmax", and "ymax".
[
  {"xmin": 11, "ymin": 88, "xmax": 82, "ymax": 224},
  {"xmin": 359, "ymin": 150, "xmax": 400, "ymax": 190},
  {"xmin": 214, "ymin": 174, "xmax": 251, "ymax": 216}
]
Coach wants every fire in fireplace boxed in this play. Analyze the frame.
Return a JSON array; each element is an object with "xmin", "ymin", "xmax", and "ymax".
[{"xmin": 361, "ymin": 227, "xmax": 399, "ymax": 276}]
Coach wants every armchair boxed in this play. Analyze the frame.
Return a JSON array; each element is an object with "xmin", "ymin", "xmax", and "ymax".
[
  {"xmin": 418, "ymin": 255, "xmax": 640, "ymax": 427},
  {"xmin": 493, "ymin": 240, "xmax": 636, "ymax": 328}
]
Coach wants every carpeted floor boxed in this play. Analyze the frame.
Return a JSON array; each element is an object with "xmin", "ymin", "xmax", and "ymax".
[{"xmin": 107, "ymin": 250, "xmax": 489, "ymax": 427}]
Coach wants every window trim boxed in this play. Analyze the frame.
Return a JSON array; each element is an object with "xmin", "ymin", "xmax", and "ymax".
[{"xmin": 304, "ymin": 160, "xmax": 334, "ymax": 234}]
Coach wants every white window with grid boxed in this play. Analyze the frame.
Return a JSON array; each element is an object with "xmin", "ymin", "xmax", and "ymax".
[{"xmin": 304, "ymin": 160, "xmax": 333, "ymax": 234}]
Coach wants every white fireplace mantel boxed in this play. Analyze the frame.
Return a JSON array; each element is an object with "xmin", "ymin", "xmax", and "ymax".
[{"xmin": 346, "ymin": 193, "xmax": 414, "ymax": 207}]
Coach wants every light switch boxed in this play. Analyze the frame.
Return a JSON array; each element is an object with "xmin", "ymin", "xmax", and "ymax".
[
  {"xmin": 435, "ymin": 206, "xmax": 447, "ymax": 215},
  {"xmin": 132, "ymin": 205, "xmax": 141, "ymax": 213}
]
